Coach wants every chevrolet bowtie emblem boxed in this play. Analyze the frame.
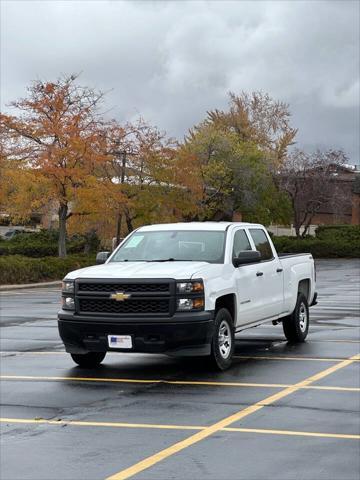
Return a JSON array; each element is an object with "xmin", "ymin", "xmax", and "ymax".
[{"xmin": 110, "ymin": 292, "xmax": 131, "ymax": 302}]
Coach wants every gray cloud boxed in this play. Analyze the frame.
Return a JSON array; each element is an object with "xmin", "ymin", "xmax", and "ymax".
[{"xmin": 1, "ymin": 0, "xmax": 359, "ymax": 162}]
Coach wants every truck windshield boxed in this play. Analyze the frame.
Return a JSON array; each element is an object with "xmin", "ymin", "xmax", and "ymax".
[{"xmin": 110, "ymin": 230, "xmax": 226, "ymax": 264}]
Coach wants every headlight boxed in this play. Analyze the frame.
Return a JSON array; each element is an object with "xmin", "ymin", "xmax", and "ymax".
[
  {"xmin": 62, "ymin": 280, "xmax": 74, "ymax": 293},
  {"xmin": 176, "ymin": 281, "xmax": 204, "ymax": 294},
  {"xmin": 62, "ymin": 296, "xmax": 75, "ymax": 310},
  {"xmin": 177, "ymin": 298, "xmax": 204, "ymax": 311}
]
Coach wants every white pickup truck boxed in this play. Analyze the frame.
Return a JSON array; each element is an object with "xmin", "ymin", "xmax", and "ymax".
[{"xmin": 58, "ymin": 222, "xmax": 317, "ymax": 370}]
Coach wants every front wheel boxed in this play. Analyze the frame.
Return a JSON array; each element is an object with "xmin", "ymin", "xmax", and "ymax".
[
  {"xmin": 207, "ymin": 308, "xmax": 235, "ymax": 371},
  {"xmin": 70, "ymin": 352, "xmax": 106, "ymax": 368},
  {"xmin": 282, "ymin": 293, "xmax": 309, "ymax": 343}
]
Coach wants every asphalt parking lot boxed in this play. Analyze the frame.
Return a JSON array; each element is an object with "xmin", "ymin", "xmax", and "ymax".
[{"xmin": 0, "ymin": 259, "xmax": 359, "ymax": 480}]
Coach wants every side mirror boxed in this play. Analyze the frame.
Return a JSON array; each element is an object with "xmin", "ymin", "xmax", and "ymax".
[
  {"xmin": 233, "ymin": 250, "xmax": 261, "ymax": 267},
  {"xmin": 96, "ymin": 251, "xmax": 111, "ymax": 265}
]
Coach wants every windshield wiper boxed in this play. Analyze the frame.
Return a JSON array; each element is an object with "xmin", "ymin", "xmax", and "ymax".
[
  {"xmin": 146, "ymin": 258, "xmax": 176, "ymax": 262},
  {"xmin": 145, "ymin": 258, "xmax": 198, "ymax": 262}
]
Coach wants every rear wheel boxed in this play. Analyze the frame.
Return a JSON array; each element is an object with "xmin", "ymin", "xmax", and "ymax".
[
  {"xmin": 207, "ymin": 308, "xmax": 235, "ymax": 371},
  {"xmin": 70, "ymin": 352, "xmax": 106, "ymax": 368},
  {"xmin": 282, "ymin": 293, "xmax": 309, "ymax": 342}
]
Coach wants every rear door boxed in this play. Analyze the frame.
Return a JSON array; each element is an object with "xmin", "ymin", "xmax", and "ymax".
[{"xmin": 247, "ymin": 228, "xmax": 284, "ymax": 319}]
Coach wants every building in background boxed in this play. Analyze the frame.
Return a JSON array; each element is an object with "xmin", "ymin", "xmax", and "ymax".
[
  {"xmin": 268, "ymin": 164, "xmax": 360, "ymax": 237},
  {"xmin": 310, "ymin": 164, "xmax": 360, "ymax": 226}
]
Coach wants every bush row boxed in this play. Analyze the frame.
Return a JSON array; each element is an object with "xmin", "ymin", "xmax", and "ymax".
[
  {"xmin": 315, "ymin": 224, "xmax": 360, "ymax": 242},
  {"xmin": 0, "ymin": 254, "xmax": 96, "ymax": 285},
  {"xmin": 273, "ymin": 236, "xmax": 360, "ymax": 258},
  {"xmin": 0, "ymin": 230, "xmax": 100, "ymax": 257},
  {"xmin": 1, "ymin": 227, "xmax": 358, "ymax": 285}
]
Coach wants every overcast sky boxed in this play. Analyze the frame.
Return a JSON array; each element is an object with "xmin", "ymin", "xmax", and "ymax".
[{"xmin": 1, "ymin": 0, "xmax": 359, "ymax": 163}]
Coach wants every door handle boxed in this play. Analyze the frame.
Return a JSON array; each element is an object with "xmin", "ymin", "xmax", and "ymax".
[
  {"xmin": 256, "ymin": 271, "xmax": 264, "ymax": 277},
  {"xmin": 276, "ymin": 268, "xmax": 283, "ymax": 273}
]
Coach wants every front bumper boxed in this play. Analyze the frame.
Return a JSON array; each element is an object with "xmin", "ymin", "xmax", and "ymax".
[{"xmin": 58, "ymin": 310, "xmax": 215, "ymax": 357}]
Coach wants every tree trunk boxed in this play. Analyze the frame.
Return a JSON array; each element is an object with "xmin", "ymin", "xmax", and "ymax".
[
  {"xmin": 58, "ymin": 204, "xmax": 68, "ymax": 258},
  {"xmin": 115, "ymin": 212, "xmax": 122, "ymax": 247},
  {"xmin": 114, "ymin": 152, "xmax": 127, "ymax": 246},
  {"xmin": 301, "ymin": 212, "xmax": 315, "ymax": 238},
  {"xmin": 302, "ymin": 219, "xmax": 311, "ymax": 238},
  {"xmin": 125, "ymin": 210, "xmax": 133, "ymax": 233},
  {"xmin": 290, "ymin": 195, "xmax": 302, "ymax": 238},
  {"xmin": 293, "ymin": 206, "xmax": 302, "ymax": 238},
  {"xmin": 294, "ymin": 220, "xmax": 301, "ymax": 238}
]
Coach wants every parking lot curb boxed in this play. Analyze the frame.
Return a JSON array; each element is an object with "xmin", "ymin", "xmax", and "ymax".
[{"xmin": 0, "ymin": 281, "xmax": 61, "ymax": 291}]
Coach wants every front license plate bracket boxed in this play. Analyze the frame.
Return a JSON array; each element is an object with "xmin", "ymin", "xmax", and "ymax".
[{"xmin": 108, "ymin": 335, "xmax": 133, "ymax": 349}]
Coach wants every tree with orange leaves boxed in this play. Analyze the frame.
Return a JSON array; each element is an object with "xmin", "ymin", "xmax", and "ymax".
[
  {"xmin": 0, "ymin": 75, "xmax": 106, "ymax": 257},
  {"xmin": 94, "ymin": 119, "xmax": 201, "ymax": 243}
]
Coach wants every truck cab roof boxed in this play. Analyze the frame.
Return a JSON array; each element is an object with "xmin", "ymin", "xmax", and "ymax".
[{"xmin": 137, "ymin": 222, "xmax": 264, "ymax": 232}]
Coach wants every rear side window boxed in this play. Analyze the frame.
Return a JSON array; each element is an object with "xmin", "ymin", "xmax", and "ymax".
[
  {"xmin": 232, "ymin": 229, "xmax": 251, "ymax": 258},
  {"xmin": 249, "ymin": 229, "xmax": 273, "ymax": 261}
]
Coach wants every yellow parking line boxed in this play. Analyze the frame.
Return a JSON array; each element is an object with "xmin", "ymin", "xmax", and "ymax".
[
  {"xmin": 0, "ymin": 418, "xmax": 201, "ymax": 431},
  {"xmin": 224, "ymin": 427, "xmax": 360, "ymax": 440},
  {"xmin": 0, "ymin": 375, "xmax": 162, "ymax": 385},
  {"xmin": 105, "ymin": 353, "xmax": 360, "ymax": 480},
  {"xmin": 234, "ymin": 355, "xmax": 360, "ymax": 362},
  {"xmin": 1, "ymin": 375, "xmax": 359, "ymax": 392},
  {"xmin": 171, "ymin": 382, "xmax": 360, "ymax": 392},
  {"xmin": 305, "ymin": 385, "xmax": 360, "ymax": 392},
  {"xmin": 0, "ymin": 351, "xmax": 67, "ymax": 355},
  {"xmin": 310, "ymin": 340, "xmax": 360, "ymax": 344},
  {"xmin": 1, "ymin": 351, "xmax": 360, "ymax": 360},
  {"xmin": 1, "ymin": 418, "xmax": 358, "ymax": 441}
]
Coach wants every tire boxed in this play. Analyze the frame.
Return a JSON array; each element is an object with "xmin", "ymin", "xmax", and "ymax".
[
  {"xmin": 282, "ymin": 293, "xmax": 309, "ymax": 343},
  {"xmin": 207, "ymin": 308, "xmax": 235, "ymax": 371},
  {"xmin": 70, "ymin": 352, "xmax": 106, "ymax": 368}
]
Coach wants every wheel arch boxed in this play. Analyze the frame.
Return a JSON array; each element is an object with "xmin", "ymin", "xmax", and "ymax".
[
  {"xmin": 298, "ymin": 278, "xmax": 311, "ymax": 302},
  {"xmin": 215, "ymin": 294, "xmax": 236, "ymax": 324}
]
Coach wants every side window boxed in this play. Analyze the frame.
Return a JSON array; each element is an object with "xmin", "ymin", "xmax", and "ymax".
[
  {"xmin": 232, "ymin": 229, "xmax": 252, "ymax": 258},
  {"xmin": 249, "ymin": 229, "xmax": 273, "ymax": 261}
]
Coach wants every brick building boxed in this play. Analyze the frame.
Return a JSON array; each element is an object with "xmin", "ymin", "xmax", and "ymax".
[{"xmin": 310, "ymin": 165, "xmax": 360, "ymax": 226}]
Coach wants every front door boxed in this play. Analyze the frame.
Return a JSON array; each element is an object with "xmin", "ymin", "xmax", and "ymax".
[{"xmin": 232, "ymin": 228, "xmax": 266, "ymax": 327}]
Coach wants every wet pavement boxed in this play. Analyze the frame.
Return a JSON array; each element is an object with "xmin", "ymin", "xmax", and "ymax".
[{"xmin": 0, "ymin": 259, "xmax": 359, "ymax": 480}]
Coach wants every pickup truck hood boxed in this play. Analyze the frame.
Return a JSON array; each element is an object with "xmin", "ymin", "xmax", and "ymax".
[{"xmin": 64, "ymin": 261, "xmax": 211, "ymax": 281}]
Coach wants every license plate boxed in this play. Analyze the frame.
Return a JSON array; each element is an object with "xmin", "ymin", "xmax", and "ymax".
[{"xmin": 108, "ymin": 335, "xmax": 132, "ymax": 349}]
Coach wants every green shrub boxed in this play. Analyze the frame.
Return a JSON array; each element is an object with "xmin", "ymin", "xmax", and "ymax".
[
  {"xmin": 0, "ymin": 230, "xmax": 100, "ymax": 257},
  {"xmin": 273, "ymin": 224, "xmax": 360, "ymax": 258},
  {"xmin": 0, "ymin": 254, "xmax": 96, "ymax": 285},
  {"xmin": 315, "ymin": 225, "xmax": 360, "ymax": 242},
  {"xmin": 273, "ymin": 235, "xmax": 360, "ymax": 258}
]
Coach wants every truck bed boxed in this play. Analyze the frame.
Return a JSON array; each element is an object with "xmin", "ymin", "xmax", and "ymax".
[{"xmin": 278, "ymin": 252, "xmax": 312, "ymax": 259}]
